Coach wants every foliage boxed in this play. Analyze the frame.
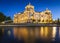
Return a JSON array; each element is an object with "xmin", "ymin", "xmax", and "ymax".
[
  {"xmin": 0, "ymin": 12, "xmax": 11, "ymax": 22},
  {"xmin": 53, "ymin": 18, "xmax": 60, "ymax": 23}
]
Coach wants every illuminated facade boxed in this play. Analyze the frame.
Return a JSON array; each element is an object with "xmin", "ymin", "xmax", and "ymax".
[{"xmin": 13, "ymin": 3, "xmax": 52, "ymax": 23}]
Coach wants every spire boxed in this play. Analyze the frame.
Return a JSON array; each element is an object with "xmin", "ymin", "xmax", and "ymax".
[
  {"xmin": 28, "ymin": 2, "xmax": 31, "ymax": 5},
  {"xmin": 46, "ymin": 8, "xmax": 49, "ymax": 10},
  {"xmin": 25, "ymin": 2, "xmax": 34, "ymax": 9}
]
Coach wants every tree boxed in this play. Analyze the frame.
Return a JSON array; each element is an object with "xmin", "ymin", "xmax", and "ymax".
[
  {"xmin": 57, "ymin": 18, "xmax": 59, "ymax": 23},
  {"xmin": 0, "ymin": 12, "xmax": 6, "ymax": 22},
  {"xmin": 0, "ymin": 12, "xmax": 11, "ymax": 22},
  {"xmin": 5, "ymin": 16, "xmax": 11, "ymax": 21}
]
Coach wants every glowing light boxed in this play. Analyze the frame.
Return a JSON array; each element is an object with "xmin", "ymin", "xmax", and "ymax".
[
  {"xmin": 52, "ymin": 27, "xmax": 56, "ymax": 39},
  {"xmin": 40, "ymin": 27, "xmax": 44, "ymax": 37},
  {"xmin": 45, "ymin": 27, "xmax": 48, "ymax": 37}
]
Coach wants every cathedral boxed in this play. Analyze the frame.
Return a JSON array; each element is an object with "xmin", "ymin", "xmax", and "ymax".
[{"xmin": 13, "ymin": 3, "xmax": 52, "ymax": 23}]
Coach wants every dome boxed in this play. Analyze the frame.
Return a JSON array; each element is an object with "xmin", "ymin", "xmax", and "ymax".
[
  {"xmin": 45, "ymin": 8, "xmax": 51, "ymax": 13},
  {"xmin": 25, "ymin": 3, "xmax": 34, "ymax": 9}
]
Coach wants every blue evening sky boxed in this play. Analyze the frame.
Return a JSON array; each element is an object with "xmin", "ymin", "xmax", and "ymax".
[{"xmin": 0, "ymin": 0, "xmax": 60, "ymax": 20}]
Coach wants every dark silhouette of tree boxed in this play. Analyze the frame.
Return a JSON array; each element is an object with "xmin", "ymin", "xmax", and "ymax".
[
  {"xmin": 57, "ymin": 18, "xmax": 59, "ymax": 23},
  {"xmin": 0, "ymin": 12, "xmax": 11, "ymax": 22},
  {"xmin": 5, "ymin": 16, "xmax": 11, "ymax": 21},
  {"xmin": 57, "ymin": 18, "xmax": 60, "ymax": 23},
  {"xmin": 0, "ymin": 12, "xmax": 6, "ymax": 22}
]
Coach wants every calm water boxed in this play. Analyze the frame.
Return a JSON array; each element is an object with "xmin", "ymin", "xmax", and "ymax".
[{"xmin": 0, "ymin": 27, "xmax": 60, "ymax": 43}]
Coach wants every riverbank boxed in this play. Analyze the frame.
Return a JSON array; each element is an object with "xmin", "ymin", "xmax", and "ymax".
[{"xmin": 0, "ymin": 23, "xmax": 60, "ymax": 27}]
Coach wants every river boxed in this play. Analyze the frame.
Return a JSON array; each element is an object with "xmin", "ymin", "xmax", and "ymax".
[{"xmin": 0, "ymin": 26, "xmax": 60, "ymax": 43}]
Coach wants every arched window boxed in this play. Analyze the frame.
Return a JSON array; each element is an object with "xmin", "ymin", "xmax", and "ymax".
[
  {"xmin": 45, "ymin": 12, "xmax": 51, "ymax": 15},
  {"xmin": 42, "ymin": 20, "xmax": 44, "ymax": 22},
  {"xmin": 38, "ymin": 20, "xmax": 40, "ymax": 22},
  {"xmin": 45, "ymin": 12, "xmax": 49, "ymax": 14},
  {"xmin": 33, "ymin": 19, "xmax": 35, "ymax": 22},
  {"xmin": 46, "ymin": 20, "xmax": 48, "ymax": 22}
]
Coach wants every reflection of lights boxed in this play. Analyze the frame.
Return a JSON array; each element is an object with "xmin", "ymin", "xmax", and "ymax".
[
  {"xmin": 30, "ymin": 29, "xmax": 33, "ymax": 36},
  {"xmin": 13, "ymin": 27, "xmax": 28, "ymax": 40},
  {"xmin": 45, "ymin": 27, "xmax": 48, "ymax": 37},
  {"xmin": 13, "ymin": 28, "xmax": 18, "ymax": 38},
  {"xmin": 59, "ymin": 27, "xmax": 60, "ymax": 38},
  {"xmin": 8, "ymin": 30, "xmax": 11, "ymax": 36},
  {"xmin": 40, "ymin": 27, "xmax": 44, "ymax": 37},
  {"xmin": 35, "ymin": 28, "xmax": 39, "ymax": 37},
  {"xmin": 2, "ymin": 29, "xmax": 4, "ymax": 33},
  {"xmin": 52, "ymin": 27, "xmax": 56, "ymax": 38},
  {"xmin": 40, "ymin": 27, "xmax": 48, "ymax": 37},
  {"xmin": 40, "ymin": 27, "xmax": 53, "ymax": 39}
]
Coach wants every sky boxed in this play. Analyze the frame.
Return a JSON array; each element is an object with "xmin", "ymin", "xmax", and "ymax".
[{"xmin": 0, "ymin": 0, "xmax": 60, "ymax": 20}]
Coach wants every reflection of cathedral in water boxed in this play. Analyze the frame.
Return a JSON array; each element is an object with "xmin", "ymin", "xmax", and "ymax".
[
  {"xmin": 13, "ymin": 3, "xmax": 52, "ymax": 23},
  {"xmin": 13, "ymin": 27, "xmax": 58, "ymax": 41}
]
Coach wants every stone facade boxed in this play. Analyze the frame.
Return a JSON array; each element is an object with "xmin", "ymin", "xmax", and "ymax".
[{"xmin": 13, "ymin": 3, "xmax": 52, "ymax": 23}]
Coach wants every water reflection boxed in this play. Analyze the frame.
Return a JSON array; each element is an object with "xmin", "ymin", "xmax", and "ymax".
[
  {"xmin": 40, "ymin": 27, "xmax": 49, "ymax": 38},
  {"xmin": 40, "ymin": 27, "xmax": 44, "ymax": 37},
  {"xmin": 13, "ymin": 27, "xmax": 55, "ymax": 41},
  {"xmin": 52, "ymin": 27, "xmax": 56, "ymax": 40},
  {"xmin": 13, "ymin": 27, "xmax": 28, "ymax": 40},
  {"xmin": 40, "ymin": 27, "xmax": 52, "ymax": 41},
  {"xmin": 1, "ymin": 26, "xmax": 60, "ymax": 43},
  {"xmin": 8, "ymin": 30, "xmax": 11, "ymax": 35},
  {"xmin": 0, "ymin": 29, "xmax": 3, "ymax": 42},
  {"xmin": 59, "ymin": 27, "xmax": 60, "ymax": 38}
]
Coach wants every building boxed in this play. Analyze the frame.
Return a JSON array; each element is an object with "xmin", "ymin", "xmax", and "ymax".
[{"xmin": 13, "ymin": 3, "xmax": 52, "ymax": 23}]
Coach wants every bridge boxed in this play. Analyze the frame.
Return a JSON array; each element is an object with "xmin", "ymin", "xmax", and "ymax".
[{"xmin": 0, "ymin": 23, "xmax": 60, "ymax": 27}]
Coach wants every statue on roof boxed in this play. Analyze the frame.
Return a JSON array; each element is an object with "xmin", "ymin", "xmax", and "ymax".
[{"xmin": 45, "ymin": 8, "xmax": 51, "ymax": 13}]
